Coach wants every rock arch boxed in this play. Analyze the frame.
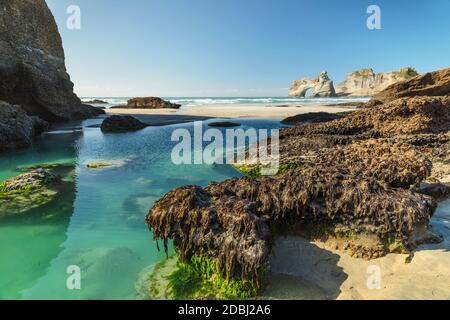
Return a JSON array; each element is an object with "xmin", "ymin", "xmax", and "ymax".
[{"xmin": 289, "ymin": 72, "xmax": 337, "ymax": 98}]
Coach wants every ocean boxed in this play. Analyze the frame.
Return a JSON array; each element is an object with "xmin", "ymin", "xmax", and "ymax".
[{"xmin": 80, "ymin": 96, "xmax": 370, "ymax": 108}]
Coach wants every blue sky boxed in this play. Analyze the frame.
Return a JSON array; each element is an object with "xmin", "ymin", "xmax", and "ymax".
[{"xmin": 46, "ymin": 0, "xmax": 450, "ymax": 97}]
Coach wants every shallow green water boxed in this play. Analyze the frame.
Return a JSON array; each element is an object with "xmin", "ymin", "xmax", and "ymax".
[
  {"xmin": 1, "ymin": 117, "xmax": 449, "ymax": 300},
  {"xmin": 0, "ymin": 117, "xmax": 283, "ymax": 299}
]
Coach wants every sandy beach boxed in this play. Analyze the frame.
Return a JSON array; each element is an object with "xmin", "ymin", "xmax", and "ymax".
[{"xmin": 106, "ymin": 104, "xmax": 357, "ymax": 121}]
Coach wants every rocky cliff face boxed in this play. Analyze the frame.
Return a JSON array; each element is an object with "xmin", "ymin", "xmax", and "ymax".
[
  {"xmin": 0, "ymin": 0, "xmax": 104, "ymax": 152},
  {"xmin": 289, "ymin": 72, "xmax": 337, "ymax": 98},
  {"xmin": 0, "ymin": 0, "xmax": 102, "ymax": 121},
  {"xmin": 336, "ymin": 67, "xmax": 418, "ymax": 97}
]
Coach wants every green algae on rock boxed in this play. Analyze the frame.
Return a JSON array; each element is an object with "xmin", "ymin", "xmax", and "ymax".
[
  {"xmin": 0, "ymin": 164, "xmax": 74, "ymax": 218},
  {"xmin": 86, "ymin": 162, "xmax": 114, "ymax": 169},
  {"xmin": 140, "ymin": 255, "xmax": 260, "ymax": 300}
]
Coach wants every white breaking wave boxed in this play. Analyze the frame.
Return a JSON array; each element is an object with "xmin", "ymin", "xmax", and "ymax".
[{"xmin": 81, "ymin": 96, "xmax": 370, "ymax": 108}]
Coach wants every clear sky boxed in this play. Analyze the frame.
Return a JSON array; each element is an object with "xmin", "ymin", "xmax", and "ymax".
[{"xmin": 46, "ymin": 0, "xmax": 450, "ymax": 97}]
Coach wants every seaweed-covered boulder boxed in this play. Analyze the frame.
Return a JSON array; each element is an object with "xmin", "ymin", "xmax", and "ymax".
[
  {"xmin": 301, "ymin": 96, "xmax": 450, "ymax": 137},
  {"xmin": 146, "ymin": 164, "xmax": 436, "ymax": 284},
  {"xmin": 101, "ymin": 115, "xmax": 148, "ymax": 133}
]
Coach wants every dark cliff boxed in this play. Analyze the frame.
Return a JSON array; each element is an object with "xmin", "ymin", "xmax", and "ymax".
[{"xmin": 0, "ymin": 0, "xmax": 102, "ymax": 121}]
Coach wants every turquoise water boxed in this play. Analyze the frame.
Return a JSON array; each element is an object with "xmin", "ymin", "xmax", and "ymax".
[
  {"xmin": 1, "ymin": 116, "xmax": 448, "ymax": 300},
  {"xmin": 0, "ymin": 117, "xmax": 283, "ymax": 300}
]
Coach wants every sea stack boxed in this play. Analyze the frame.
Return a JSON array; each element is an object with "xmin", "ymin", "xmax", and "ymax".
[{"xmin": 0, "ymin": 0, "xmax": 104, "ymax": 152}]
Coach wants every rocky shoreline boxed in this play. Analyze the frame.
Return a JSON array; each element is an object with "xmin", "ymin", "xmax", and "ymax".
[{"xmin": 145, "ymin": 68, "xmax": 450, "ymax": 299}]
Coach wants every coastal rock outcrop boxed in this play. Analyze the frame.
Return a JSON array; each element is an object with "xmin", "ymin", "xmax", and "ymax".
[
  {"xmin": 289, "ymin": 72, "xmax": 337, "ymax": 98},
  {"xmin": 371, "ymin": 68, "xmax": 450, "ymax": 103},
  {"xmin": 0, "ymin": 101, "xmax": 48, "ymax": 152},
  {"xmin": 101, "ymin": 115, "xmax": 148, "ymax": 133},
  {"xmin": 146, "ymin": 68, "xmax": 450, "ymax": 297},
  {"xmin": 0, "ymin": 0, "xmax": 104, "ymax": 122},
  {"xmin": 126, "ymin": 97, "xmax": 181, "ymax": 109},
  {"xmin": 336, "ymin": 67, "xmax": 418, "ymax": 97}
]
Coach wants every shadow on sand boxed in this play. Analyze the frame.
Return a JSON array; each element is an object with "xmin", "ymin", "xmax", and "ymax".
[{"xmin": 264, "ymin": 236, "xmax": 348, "ymax": 300}]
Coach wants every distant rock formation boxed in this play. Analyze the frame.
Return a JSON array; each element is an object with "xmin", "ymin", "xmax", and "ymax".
[
  {"xmin": 289, "ymin": 72, "xmax": 337, "ymax": 98},
  {"xmin": 83, "ymin": 99, "xmax": 109, "ymax": 105},
  {"xmin": 0, "ymin": 0, "xmax": 104, "ymax": 122},
  {"xmin": 126, "ymin": 97, "xmax": 181, "ymax": 109},
  {"xmin": 370, "ymin": 68, "xmax": 450, "ymax": 103},
  {"xmin": 336, "ymin": 67, "xmax": 419, "ymax": 97}
]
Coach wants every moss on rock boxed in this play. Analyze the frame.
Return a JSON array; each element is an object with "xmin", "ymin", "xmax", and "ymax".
[{"xmin": 0, "ymin": 164, "xmax": 74, "ymax": 218}]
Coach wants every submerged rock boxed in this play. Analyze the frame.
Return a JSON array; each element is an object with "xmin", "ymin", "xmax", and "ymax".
[
  {"xmin": 101, "ymin": 115, "xmax": 148, "ymax": 133},
  {"xmin": 208, "ymin": 121, "xmax": 241, "ymax": 128}
]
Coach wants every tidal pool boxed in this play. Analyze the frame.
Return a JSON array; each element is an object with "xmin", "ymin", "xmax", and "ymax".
[{"xmin": 0, "ymin": 117, "xmax": 283, "ymax": 299}]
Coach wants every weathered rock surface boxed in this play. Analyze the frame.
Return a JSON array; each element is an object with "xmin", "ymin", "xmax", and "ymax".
[
  {"xmin": 0, "ymin": 0, "xmax": 104, "ymax": 122},
  {"xmin": 336, "ymin": 67, "xmax": 418, "ymax": 97},
  {"xmin": 289, "ymin": 72, "xmax": 337, "ymax": 98},
  {"xmin": 371, "ymin": 68, "xmax": 450, "ymax": 103},
  {"xmin": 0, "ymin": 101, "xmax": 49, "ymax": 152},
  {"xmin": 126, "ymin": 97, "xmax": 181, "ymax": 109},
  {"xmin": 101, "ymin": 115, "xmax": 148, "ymax": 133}
]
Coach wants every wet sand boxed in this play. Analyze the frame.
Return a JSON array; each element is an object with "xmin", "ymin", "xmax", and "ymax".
[
  {"xmin": 105, "ymin": 104, "xmax": 357, "ymax": 122},
  {"xmin": 267, "ymin": 200, "xmax": 450, "ymax": 300}
]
